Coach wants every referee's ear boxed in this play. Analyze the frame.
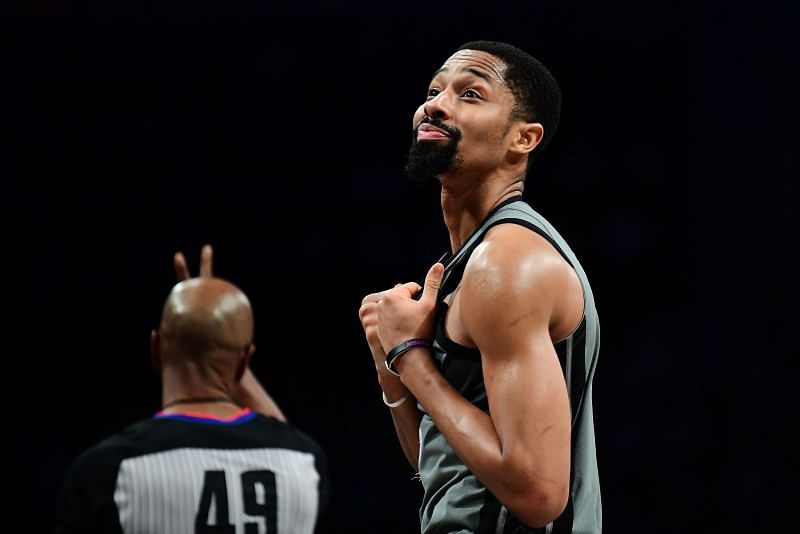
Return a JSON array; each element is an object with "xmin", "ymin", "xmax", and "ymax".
[
  {"xmin": 235, "ymin": 343, "xmax": 255, "ymax": 382},
  {"xmin": 151, "ymin": 329, "xmax": 162, "ymax": 373}
]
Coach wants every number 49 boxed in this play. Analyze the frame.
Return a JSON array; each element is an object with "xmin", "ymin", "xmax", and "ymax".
[{"xmin": 196, "ymin": 470, "xmax": 277, "ymax": 534}]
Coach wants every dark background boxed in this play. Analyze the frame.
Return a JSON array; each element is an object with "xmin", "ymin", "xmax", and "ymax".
[{"xmin": 6, "ymin": 1, "xmax": 798, "ymax": 533}]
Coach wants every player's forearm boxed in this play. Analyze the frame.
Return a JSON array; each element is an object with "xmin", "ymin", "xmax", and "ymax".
[
  {"xmin": 396, "ymin": 348, "xmax": 565, "ymax": 527},
  {"xmin": 388, "ymin": 401, "xmax": 422, "ymax": 470},
  {"xmin": 398, "ymin": 350, "xmax": 503, "ymax": 475},
  {"xmin": 378, "ymin": 367, "xmax": 422, "ymax": 471}
]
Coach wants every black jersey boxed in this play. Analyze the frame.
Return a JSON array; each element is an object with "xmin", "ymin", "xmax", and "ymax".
[
  {"xmin": 55, "ymin": 409, "xmax": 328, "ymax": 534},
  {"xmin": 418, "ymin": 198, "xmax": 602, "ymax": 534}
]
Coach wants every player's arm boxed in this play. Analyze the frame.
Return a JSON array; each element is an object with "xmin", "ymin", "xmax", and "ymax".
[
  {"xmin": 360, "ymin": 289, "xmax": 423, "ymax": 470},
  {"xmin": 379, "ymin": 366, "xmax": 423, "ymax": 470},
  {"xmin": 394, "ymin": 228, "xmax": 576, "ymax": 527}
]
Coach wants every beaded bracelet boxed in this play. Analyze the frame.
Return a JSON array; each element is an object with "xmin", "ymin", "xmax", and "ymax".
[{"xmin": 384, "ymin": 338, "xmax": 432, "ymax": 376}]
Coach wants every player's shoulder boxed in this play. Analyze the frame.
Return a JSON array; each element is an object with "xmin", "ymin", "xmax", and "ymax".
[
  {"xmin": 465, "ymin": 222, "xmax": 572, "ymax": 293},
  {"xmin": 483, "ymin": 221, "xmax": 563, "ymax": 258}
]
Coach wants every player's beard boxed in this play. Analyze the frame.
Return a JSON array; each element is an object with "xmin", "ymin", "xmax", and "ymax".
[{"xmin": 405, "ymin": 120, "xmax": 463, "ymax": 183}]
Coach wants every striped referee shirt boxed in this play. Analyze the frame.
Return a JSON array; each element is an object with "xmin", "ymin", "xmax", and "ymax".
[{"xmin": 56, "ymin": 409, "xmax": 328, "ymax": 534}]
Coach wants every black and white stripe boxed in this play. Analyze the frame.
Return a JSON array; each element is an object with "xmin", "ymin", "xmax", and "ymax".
[
  {"xmin": 114, "ymin": 447, "xmax": 319, "ymax": 534},
  {"xmin": 55, "ymin": 413, "xmax": 328, "ymax": 534}
]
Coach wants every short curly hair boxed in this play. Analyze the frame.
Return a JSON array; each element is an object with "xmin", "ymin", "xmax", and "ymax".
[{"xmin": 456, "ymin": 41, "xmax": 562, "ymax": 160}]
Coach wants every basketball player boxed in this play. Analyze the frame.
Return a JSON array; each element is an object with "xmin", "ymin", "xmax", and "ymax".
[
  {"xmin": 358, "ymin": 41, "xmax": 601, "ymax": 533},
  {"xmin": 56, "ymin": 246, "xmax": 329, "ymax": 533}
]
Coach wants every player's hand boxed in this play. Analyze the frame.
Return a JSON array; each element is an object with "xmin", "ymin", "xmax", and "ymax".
[
  {"xmin": 376, "ymin": 262, "xmax": 443, "ymax": 351},
  {"xmin": 360, "ymin": 282, "xmax": 420, "ymax": 368},
  {"xmin": 174, "ymin": 244, "xmax": 214, "ymax": 281},
  {"xmin": 359, "ymin": 290, "xmax": 387, "ymax": 359}
]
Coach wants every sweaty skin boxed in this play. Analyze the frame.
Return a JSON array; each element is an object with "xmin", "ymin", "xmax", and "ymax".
[{"xmin": 360, "ymin": 49, "xmax": 581, "ymax": 528}]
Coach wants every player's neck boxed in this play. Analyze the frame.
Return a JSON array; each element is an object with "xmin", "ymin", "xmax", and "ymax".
[{"xmin": 440, "ymin": 177, "xmax": 524, "ymax": 251}]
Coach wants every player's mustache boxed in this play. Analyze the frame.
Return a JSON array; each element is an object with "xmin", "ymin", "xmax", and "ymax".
[{"xmin": 416, "ymin": 117, "xmax": 461, "ymax": 140}]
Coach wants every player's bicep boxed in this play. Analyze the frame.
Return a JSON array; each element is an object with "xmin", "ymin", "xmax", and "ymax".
[
  {"xmin": 458, "ymin": 242, "xmax": 571, "ymax": 473},
  {"xmin": 480, "ymin": 330, "xmax": 570, "ymax": 459}
]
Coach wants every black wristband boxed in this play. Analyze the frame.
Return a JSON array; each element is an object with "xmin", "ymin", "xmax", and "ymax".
[{"xmin": 385, "ymin": 338, "xmax": 432, "ymax": 376}]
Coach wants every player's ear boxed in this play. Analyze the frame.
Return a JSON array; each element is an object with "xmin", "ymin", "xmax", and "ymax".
[{"xmin": 510, "ymin": 122, "xmax": 543, "ymax": 155}]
